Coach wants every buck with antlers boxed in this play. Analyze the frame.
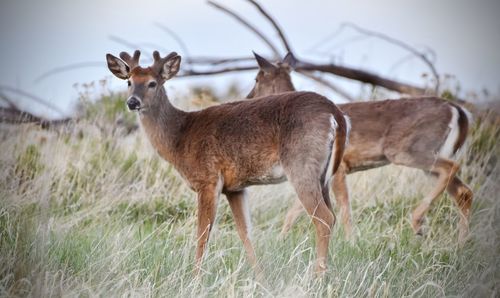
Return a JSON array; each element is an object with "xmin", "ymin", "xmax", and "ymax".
[
  {"xmin": 106, "ymin": 50, "xmax": 349, "ymax": 274},
  {"xmin": 248, "ymin": 53, "xmax": 473, "ymax": 243}
]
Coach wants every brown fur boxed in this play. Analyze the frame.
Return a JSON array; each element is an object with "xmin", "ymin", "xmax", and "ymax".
[
  {"xmin": 248, "ymin": 54, "xmax": 473, "ymax": 243},
  {"xmin": 106, "ymin": 51, "xmax": 348, "ymax": 275}
]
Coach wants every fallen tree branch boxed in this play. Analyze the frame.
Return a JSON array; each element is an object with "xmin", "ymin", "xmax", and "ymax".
[{"xmin": 296, "ymin": 61, "xmax": 428, "ymax": 95}]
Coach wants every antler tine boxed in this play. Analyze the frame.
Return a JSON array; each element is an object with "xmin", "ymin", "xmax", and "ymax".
[
  {"xmin": 119, "ymin": 50, "xmax": 141, "ymax": 69},
  {"xmin": 151, "ymin": 51, "xmax": 178, "ymax": 73}
]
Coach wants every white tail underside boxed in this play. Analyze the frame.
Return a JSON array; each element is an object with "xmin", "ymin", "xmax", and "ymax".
[
  {"xmin": 324, "ymin": 115, "xmax": 339, "ymax": 186},
  {"xmin": 439, "ymin": 106, "xmax": 460, "ymax": 158}
]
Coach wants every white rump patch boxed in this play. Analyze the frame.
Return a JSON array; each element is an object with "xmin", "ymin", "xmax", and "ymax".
[
  {"xmin": 344, "ymin": 115, "xmax": 352, "ymax": 146},
  {"xmin": 324, "ymin": 115, "xmax": 338, "ymax": 186},
  {"xmin": 439, "ymin": 106, "xmax": 460, "ymax": 158}
]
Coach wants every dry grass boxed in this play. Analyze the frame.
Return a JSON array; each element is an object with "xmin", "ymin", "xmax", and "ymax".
[{"xmin": 0, "ymin": 100, "xmax": 498, "ymax": 297}]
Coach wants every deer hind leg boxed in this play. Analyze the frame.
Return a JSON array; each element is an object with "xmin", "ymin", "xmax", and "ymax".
[
  {"xmin": 446, "ymin": 176, "xmax": 473, "ymax": 243},
  {"xmin": 287, "ymin": 175, "xmax": 335, "ymax": 275},
  {"xmin": 410, "ymin": 158, "xmax": 459, "ymax": 235},
  {"xmin": 225, "ymin": 190, "xmax": 263, "ymax": 276},
  {"xmin": 194, "ymin": 181, "xmax": 221, "ymax": 275},
  {"xmin": 281, "ymin": 163, "xmax": 352, "ymax": 240},
  {"xmin": 332, "ymin": 163, "xmax": 353, "ymax": 239}
]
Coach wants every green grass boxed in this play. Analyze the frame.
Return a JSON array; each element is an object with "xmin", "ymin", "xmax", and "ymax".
[{"xmin": 0, "ymin": 107, "xmax": 498, "ymax": 297}]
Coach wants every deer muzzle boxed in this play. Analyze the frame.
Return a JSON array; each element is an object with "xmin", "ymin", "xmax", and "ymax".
[{"xmin": 127, "ymin": 96, "xmax": 141, "ymax": 111}]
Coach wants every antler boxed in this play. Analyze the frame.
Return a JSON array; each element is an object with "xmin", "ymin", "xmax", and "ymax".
[
  {"xmin": 151, "ymin": 51, "xmax": 178, "ymax": 73},
  {"xmin": 119, "ymin": 50, "xmax": 141, "ymax": 69}
]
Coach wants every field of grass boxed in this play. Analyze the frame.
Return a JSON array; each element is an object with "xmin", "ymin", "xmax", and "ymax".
[{"xmin": 1, "ymin": 92, "xmax": 499, "ymax": 297}]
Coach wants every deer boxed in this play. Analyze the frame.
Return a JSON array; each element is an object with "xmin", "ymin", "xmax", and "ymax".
[
  {"xmin": 247, "ymin": 52, "xmax": 473, "ymax": 244},
  {"xmin": 106, "ymin": 50, "xmax": 349, "ymax": 275}
]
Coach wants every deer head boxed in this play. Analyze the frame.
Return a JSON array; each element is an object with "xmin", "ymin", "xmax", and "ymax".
[
  {"xmin": 246, "ymin": 52, "xmax": 297, "ymax": 98},
  {"xmin": 106, "ymin": 50, "xmax": 181, "ymax": 111}
]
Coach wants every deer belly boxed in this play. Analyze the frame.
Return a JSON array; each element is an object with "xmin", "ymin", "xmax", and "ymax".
[
  {"xmin": 250, "ymin": 164, "xmax": 287, "ymax": 185},
  {"xmin": 224, "ymin": 163, "xmax": 287, "ymax": 191}
]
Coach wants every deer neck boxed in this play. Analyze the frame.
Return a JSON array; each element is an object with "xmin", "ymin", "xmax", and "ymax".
[{"xmin": 138, "ymin": 87, "xmax": 187, "ymax": 162}]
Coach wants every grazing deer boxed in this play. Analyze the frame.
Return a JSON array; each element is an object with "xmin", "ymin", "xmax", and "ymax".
[
  {"xmin": 106, "ymin": 50, "xmax": 349, "ymax": 274},
  {"xmin": 248, "ymin": 53, "xmax": 473, "ymax": 243}
]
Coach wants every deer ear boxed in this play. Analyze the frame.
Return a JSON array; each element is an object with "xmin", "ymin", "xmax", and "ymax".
[
  {"xmin": 161, "ymin": 55, "xmax": 181, "ymax": 80},
  {"xmin": 253, "ymin": 51, "xmax": 276, "ymax": 73},
  {"xmin": 106, "ymin": 54, "xmax": 130, "ymax": 80},
  {"xmin": 282, "ymin": 52, "xmax": 297, "ymax": 70}
]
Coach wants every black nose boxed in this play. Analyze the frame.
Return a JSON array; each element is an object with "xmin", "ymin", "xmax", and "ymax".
[{"xmin": 127, "ymin": 97, "xmax": 141, "ymax": 110}]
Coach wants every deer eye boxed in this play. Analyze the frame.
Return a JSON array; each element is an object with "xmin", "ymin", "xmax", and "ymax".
[
  {"xmin": 148, "ymin": 81, "xmax": 157, "ymax": 88},
  {"xmin": 127, "ymin": 80, "xmax": 131, "ymax": 87}
]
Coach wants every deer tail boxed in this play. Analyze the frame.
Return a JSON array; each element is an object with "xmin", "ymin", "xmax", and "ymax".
[{"xmin": 325, "ymin": 113, "xmax": 350, "ymax": 186}]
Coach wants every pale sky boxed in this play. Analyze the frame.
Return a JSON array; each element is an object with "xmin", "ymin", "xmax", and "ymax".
[{"xmin": 1, "ymin": 0, "xmax": 499, "ymax": 118}]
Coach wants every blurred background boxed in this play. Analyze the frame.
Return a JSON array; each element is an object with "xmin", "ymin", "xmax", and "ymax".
[{"xmin": 1, "ymin": 0, "xmax": 499, "ymax": 119}]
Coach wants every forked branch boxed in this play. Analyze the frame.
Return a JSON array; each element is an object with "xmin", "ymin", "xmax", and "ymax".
[
  {"xmin": 207, "ymin": 0, "xmax": 281, "ymax": 58},
  {"xmin": 341, "ymin": 22, "xmax": 440, "ymax": 92},
  {"xmin": 245, "ymin": 0, "xmax": 293, "ymax": 54}
]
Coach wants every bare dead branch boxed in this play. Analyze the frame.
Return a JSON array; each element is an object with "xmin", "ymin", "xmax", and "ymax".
[
  {"xmin": 295, "ymin": 62, "xmax": 428, "ymax": 96},
  {"xmin": 154, "ymin": 23, "xmax": 191, "ymax": 57},
  {"xmin": 138, "ymin": 42, "xmax": 170, "ymax": 54},
  {"xmin": 245, "ymin": 0, "xmax": 293, "ymax": 54},
  {"xmin": 0, "ymin": 107, "xmax": 73, "ymax": 128},
  {"xmin": 108, "ymin": 35, "xmax": 154, "ymax": 59},
  {"xmin": 296, "ymin": 71, "xmax": 355, "ymax": 102},
  {"xmin": 0, "ymin": 91, "xmax": 18, "ymax": 109},
  {"xmin": 388, "ymin": 53, "xmax": 416, "ymax": 74},
  {"xmin": 34, "ymin": 62, "xmax": 104, "ymax": 83},
  {"xmin": 179, "ymin": 65, "xmax": 258, "ymax": 77},
  {"xmin": 207, "ymin": 0, "xmax": 281, "ymax": 58},
  {"xmin": 342, "ymin": 22, "xmax": 440, "ymax": 92},
  {"xmin": 185, "ymin": 56, "xmax": 255, "ymax": 65},
  {"xmin": 0, "ymin": 85, "xmax": 66, "ymax": 116}
]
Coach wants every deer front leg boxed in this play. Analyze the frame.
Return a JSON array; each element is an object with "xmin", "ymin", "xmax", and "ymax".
[{"xmin": 194, "ymin": 183, "xmax": 221, "ymax": 275}]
